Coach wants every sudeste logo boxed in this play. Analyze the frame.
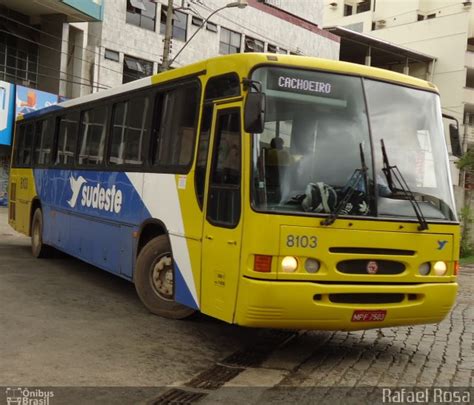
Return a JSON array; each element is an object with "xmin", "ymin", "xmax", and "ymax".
[{"xmin": 67, "ymin": 176, "xmax": 123, "ymax": 213}]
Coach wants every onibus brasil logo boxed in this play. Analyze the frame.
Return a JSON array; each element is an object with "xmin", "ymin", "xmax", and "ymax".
[
  {"xmin": 67, "ymin": 175, "xmax": 123, "ymax": 213},
  {"xmin": 5, "ymin": 387, "xmax": 54, "ymax": 405}
]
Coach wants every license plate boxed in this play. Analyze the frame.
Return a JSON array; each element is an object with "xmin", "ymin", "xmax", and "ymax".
[{"xmin": 351, "ymin": 310, "xmax": 386, "ymax": 322}]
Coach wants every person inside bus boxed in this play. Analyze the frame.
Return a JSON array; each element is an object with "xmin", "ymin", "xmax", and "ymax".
[{"xmin": 266, "ymin": 136, "xmax": 293, "ymax": 203}]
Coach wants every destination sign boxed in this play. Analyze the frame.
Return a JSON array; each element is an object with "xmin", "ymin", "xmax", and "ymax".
[
  {"xmin": 276, "ymin": 76, "xmax": 332, "ymax": 94},
  {"xmin": 266, "ymin": 69, "xmax": 345, "ymax": 101}
]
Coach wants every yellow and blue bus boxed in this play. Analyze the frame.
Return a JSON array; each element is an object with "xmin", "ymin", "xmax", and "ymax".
[{"xmin": 8, "ymin": 53, "xmax": 460, "ymax": 330}]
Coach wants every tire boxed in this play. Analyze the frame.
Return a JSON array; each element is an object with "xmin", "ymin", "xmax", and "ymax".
[
  {"xmin": 31, "ymin": 208, "xmax": 53, "ymax": 258},
  {"xmin": 134, "ymin": 235, "xmax": 195, "ymax": 319}
]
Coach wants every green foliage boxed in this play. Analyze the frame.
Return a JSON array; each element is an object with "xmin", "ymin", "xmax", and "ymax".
[
  {"xmin": 459, "ymin": 206, "xmax": 473, "ymax": 258},
  {"xmin": 456, "ymin": 149, "xmax": 474, "ymax": 171}
]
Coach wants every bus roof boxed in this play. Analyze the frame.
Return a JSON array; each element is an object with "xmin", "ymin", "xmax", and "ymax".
[{"xmin": 19, "ymin": 53, "xmax": 437, "ymax": 121}]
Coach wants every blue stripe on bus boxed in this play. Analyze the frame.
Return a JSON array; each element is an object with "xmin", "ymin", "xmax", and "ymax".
[{"xmin": 174, "ymin": 262, "xmax": 199, "ymax": 310}]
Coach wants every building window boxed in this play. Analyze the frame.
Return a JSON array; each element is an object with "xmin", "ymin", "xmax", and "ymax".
[
  {"xmin": 277, "ymin": 48, "xmax": 287, "ymax": 54},
  {"xmin": 0, "ymin": 36, "xmax": 39, "ymax": 88},
  {"xmin": 160, "ymin": 6, "xmax": 188, "ymax": 42},
  {"xmin": 417, "ymin": 14, "xmax": 425, "ymax": 21},
  {"xmin": 267, "ymin": 44, "xmax": 277, "ymax": 53},
  {"xmin": 244, "ymin": 36, "xmax": 264, "ymax": 53},
  {"xmin": 206, "ymin": 22, "xmax": 218, "ymax": 33},
  {"xmin": 356, "ymin": 0, "xmax": 371, "ymax": 13},
  {"xmin": 126, "ymin": 0, "xmax": 157, "ymax": 31},
  {"xmin": 343, "ymin": 4, "xmax": 353, "ymax": 16},
  {"xmin": 192, "ymin": 16, "xmax": 203, "ymax": 26},
  {"xmin": 123, "ymin": 55, "xmax": 153, "ymax": 84},
  {"xmin": 220, "ymin": 27, "xmax": 241, "ymax": 54},
  {"xmin": 104, "ymin": 49, "xmax": 120, "ymax": 62},
  {"xmin": 427, "ymin": 13, "xmax": 436, "ymax": 19}
]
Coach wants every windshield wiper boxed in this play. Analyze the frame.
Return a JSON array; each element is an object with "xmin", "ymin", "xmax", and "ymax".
[
  {"xmin": 321, "ymin": 143, "xmax": 369, "ymax": 226},
  {"xmin": 381, "ymin": 139, "xmax": 428, "ymax": 231}
]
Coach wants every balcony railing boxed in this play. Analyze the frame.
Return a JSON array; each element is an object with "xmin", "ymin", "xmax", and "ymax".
[
  {"xmin": 464, "ymin": 87, "xmax": 474, "ymax": 106},
  {"xmin": 465, "ymin": 124, "xmax": 474, "ymax": 145}
]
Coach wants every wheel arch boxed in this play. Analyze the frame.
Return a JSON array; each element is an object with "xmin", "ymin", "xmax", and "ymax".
[
  {"xmin": 136, "ymin": 219, "xmax": 169, "ymax": 258},
  {"xmin": 29, "ymin": 197, "xmax": 42, "ymax": 236}
]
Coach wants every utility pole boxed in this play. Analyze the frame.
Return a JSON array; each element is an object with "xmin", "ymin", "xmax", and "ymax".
[{"xmin": 162, "ymin": 0, "xmax": 174, "ymax": 71}]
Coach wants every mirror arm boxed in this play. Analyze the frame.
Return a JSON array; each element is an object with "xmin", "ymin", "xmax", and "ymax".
[
  {"xmin": 242, "ymin": 78, "xmax": 263, "ymax": 93},
  {"xmin": 442, "ymin": 113, "xmax": 459, "ymax": 129}
]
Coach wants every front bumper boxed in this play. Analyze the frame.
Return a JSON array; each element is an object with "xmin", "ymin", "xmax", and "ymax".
[{"xmin": 234, "ymin": 277, "xmax": 457, "ymax": 330}]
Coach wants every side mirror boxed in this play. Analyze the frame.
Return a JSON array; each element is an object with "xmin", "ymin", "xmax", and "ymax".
[
  {"xmin": 449, "ymin": 123, "xmax": 462, "ymax": 157},
  {"xmin": 244, "ymin": 92, "xmax": 265, "ymax": 134}
]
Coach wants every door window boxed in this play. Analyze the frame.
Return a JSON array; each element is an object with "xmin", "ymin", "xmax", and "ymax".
[{"xmin": 207, "ymin": 110, "xmax": 241, "ymax": 227}]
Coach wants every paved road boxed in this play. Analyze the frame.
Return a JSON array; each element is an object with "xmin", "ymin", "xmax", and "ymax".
[{"xmin": 0, "ymin": 207, "xmax": 472, "ymax": 404}]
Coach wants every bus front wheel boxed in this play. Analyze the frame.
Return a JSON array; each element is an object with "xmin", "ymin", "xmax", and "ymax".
[
  {"xmin": 134, "ymin": 235, "xmax": 195, "ymax": 319},
  {"xmin": 31, "ymin": 208, "xmax": 52, "ymax": 258}
]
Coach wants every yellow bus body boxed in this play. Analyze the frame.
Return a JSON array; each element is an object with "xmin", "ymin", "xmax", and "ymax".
[{"xmin": 8, "ymin": 54, "xmax": 459, "ymax": 330}]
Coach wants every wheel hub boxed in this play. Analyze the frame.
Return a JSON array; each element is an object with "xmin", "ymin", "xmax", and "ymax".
[{"xmin": 151, "ymin": 255, "xmax": 174, "ymax": 300}]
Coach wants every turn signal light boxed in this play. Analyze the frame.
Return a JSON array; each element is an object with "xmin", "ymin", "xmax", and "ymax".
[
  {"xmin": 254, "ymin": 255, "xmax": 272, "ymax": 272},
  {"xmin": 454, "ymin": 261, "xmax": 460, "ymax": 276}
]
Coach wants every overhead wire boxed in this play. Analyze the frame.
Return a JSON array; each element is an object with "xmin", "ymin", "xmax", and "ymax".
[
  {"xmin": 192, "ymin": 0, "xmax": 300, "ymax": 53},
  {"xmin": 1, "ymin": 51, "xmax": 110, "ymax": 90},
  {"xmin": 0, "ymin": 28, "xmax": 141, "ymax": 84}
]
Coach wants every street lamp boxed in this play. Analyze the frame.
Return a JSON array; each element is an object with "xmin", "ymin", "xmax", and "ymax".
[{"xmin": 163, "ymin": 0, "xmax": 248, "ymax": 70}]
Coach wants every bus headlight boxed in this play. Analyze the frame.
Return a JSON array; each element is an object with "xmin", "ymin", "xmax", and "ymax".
[
  {"xmin": 282, "ymin": 256, "xmax": 298, "ymax": 272},
  {"xmin": 418, "ymin": 262, "xmax": 431, "ymax": 276},
  {"xmin": 433, "ymin": 261, "xmax": 447, "ymax": 276},
  {"xmin": 305, "ymin": 258, "xmax": 320, "ymax": 273}
]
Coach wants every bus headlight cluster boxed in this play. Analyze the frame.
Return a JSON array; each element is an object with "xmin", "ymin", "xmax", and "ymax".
[
  {"xmin": 418, "ymin": 261, "xmax": 448, "ymax": 276},
  {"xmin": 433, "ymin": 261, "xmax": 447, "ymax": 276},
  {"xmin": 305, "ymin": 258, "xmax": 320, "ymax": 273},
  {"xmin": 418, "ymin": 262, "xmax": 431, "ymax": 276},
  {"xmin": 282, "ymin": 256, "xmax": 298, "ymax": 273}
]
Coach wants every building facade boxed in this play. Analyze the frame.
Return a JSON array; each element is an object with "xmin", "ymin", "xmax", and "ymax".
[
  {"xmin": 0, "ymin": 0, "xmax": 104, "ymax": 204},
  {"xmin": 79, "ymin": 0, "xmax": 340, "ymax": 92}
]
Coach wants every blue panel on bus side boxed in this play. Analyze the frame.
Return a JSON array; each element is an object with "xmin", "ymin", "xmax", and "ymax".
[
  {"xmin": 34, "ymin": 169, "xmax": 150, "ymax": 224},
  {"xmin": 34, "ymin": 168, "xmax": 197, "ymax": 308},
  {"xmin": 34, "ymin": 169, "xmax": 149, "ymax": 278}
]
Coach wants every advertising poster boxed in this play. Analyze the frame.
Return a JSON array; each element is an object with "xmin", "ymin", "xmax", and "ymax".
[
  {"xmin": 0, "ymin": 152, "xmax": 9, "ymax": 206},
  {"xmin": 16, "ymin": 85, "xmax": 58, "ymax": 118},
  {"xmin": 0, "ymin": 80, "xmax": 15, "ymax": 146}
]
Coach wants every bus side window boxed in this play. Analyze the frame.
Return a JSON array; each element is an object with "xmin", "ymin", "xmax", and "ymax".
[
  {"xmin": 15, "ymin": 123, "xmax": 34, "ymax": 167},
  {"xmin": 55, "ymin": 112, "xmax": 79, "ymax": 166},
  {"xmin": 109, "ymin": 97, "xmax": 149, "ymax": 166},
  {"xmin": 78, "ymin": 106, "xmax": 108, "ymax": 166},
  {"xmin": 34, "ymin": 119, "xmax": 53, "ymax": 166},
  {"xmin": 207, "ymin": 110, "xmax": 241, "ymax": 227},
  {"xmin": 153, "ymin": 82, "xmax": 199, "ymax": 171}
]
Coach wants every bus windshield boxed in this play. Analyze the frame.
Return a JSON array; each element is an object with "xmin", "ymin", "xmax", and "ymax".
[{"xmin": 251, "ymin": 66, "xmax": 457, "ymax": 222}]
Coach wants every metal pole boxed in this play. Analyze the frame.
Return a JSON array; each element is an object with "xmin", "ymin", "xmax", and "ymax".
[{"xmin": 162, "ymin": 0, "xmax": 174, "ymax": 71}]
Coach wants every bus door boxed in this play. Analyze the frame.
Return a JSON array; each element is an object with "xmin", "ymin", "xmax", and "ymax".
[{"xmin": 201, "ymin": 103, "xmax": 243, "ymax": 322}]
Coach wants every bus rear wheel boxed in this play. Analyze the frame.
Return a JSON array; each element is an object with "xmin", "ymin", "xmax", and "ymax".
[
  {"xmin": 31, "ymin": 208, "xmax": 52, "ymax": 258},
  {"xmin": 134, "ymin": 235, "xmax": 195, "ymax": 319}
]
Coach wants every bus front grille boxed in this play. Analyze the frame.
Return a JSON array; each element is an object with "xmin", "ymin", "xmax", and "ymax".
[
  {"xmin": 328, "ymin": 293, "xmax": 405, "ymax": 304},
  {"xmin": 336, "ymin": 260, "xmax": 405, "ymax": 275}
]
